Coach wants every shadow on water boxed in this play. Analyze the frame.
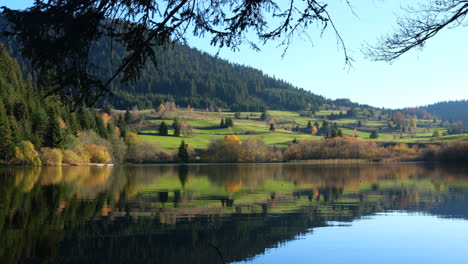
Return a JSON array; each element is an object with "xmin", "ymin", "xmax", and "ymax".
[{"xmin": 1, "ymin": 163, "xmax": 468, "ymax": 263}]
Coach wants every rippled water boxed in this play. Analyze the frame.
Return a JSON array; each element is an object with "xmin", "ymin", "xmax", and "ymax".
[{"xmin": 1, "ymin": 163, "xmax": 467, "ymax": 263}]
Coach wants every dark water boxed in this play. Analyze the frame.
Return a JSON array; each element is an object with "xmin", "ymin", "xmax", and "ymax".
[{"xmin": 1, "ymin": 163, "xmax": 467, "ymax": 264}]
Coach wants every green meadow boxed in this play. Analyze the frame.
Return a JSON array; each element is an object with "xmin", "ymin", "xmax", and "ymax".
[{"xmin": 135, "ymin": 109, "xmax": 466, "ymax": 150}]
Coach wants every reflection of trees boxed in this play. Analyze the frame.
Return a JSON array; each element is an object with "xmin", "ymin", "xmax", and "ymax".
[{"xmin": 1, "ymin": 164, "xmax": 468, "ymax": 263}]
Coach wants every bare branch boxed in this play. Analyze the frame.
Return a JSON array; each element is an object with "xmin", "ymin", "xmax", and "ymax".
[{"xmin": 365, "ymin": 0, "xmax": 468, "ymax": 62}]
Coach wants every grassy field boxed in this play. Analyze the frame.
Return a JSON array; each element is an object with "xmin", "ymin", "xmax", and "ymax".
[{"xmin": 134, "ymin": 109, "xmax": 465, "ymax": 150}]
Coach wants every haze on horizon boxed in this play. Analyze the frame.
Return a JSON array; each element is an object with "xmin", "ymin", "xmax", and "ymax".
[{"xmin": 3, "ymin": 0, "xmax": 468, "ymax": 109}]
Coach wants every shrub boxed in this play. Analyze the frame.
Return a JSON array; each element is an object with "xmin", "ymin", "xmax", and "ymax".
[
  {"xmin": 83, "ymin": 144, "xmax": 112, "ymax": 163},
  {"xmin": 126, "ymin": 141, "xmax": 171, "ymax": 163},
  {"xmin": 40, "ymin": 148, "xmax": 63, "ymax": 166},
  {"xmin": 12, "ymin": 141, "xmax": 42, "ymax": 166},
  {"xmin": 61, "ymin": 149, "xmax": 83, "ymax": 163},
  {"xmin": 125, "ymin": 131, "xmax": 141, "ymax": 145},
  {"xmin": 71, "ymin": 130, "xmax": 126, "ymax": 163}
]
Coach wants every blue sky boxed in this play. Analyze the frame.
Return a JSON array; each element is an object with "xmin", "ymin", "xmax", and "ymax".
[{"xmin": 3, "ymin": 0, "xmax": 467, "ymax": 108}]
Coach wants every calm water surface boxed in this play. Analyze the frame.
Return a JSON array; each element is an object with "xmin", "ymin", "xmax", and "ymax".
[{"xmin": 1, "ymin": 163, "xmax": 467, "ymax": 263}]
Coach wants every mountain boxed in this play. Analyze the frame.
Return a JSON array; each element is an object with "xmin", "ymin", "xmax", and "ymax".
[
  {"xmin": 423, "ymin": 100, "xmax": 468, "ymax": 123},
  {"xmin": 3, "ymin": 33, "xmax": 368, "ymax": 112}
]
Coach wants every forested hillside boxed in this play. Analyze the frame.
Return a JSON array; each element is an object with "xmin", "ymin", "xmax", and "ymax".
[
  {"xmin": 423, "ymin": 100, "xmax": 468, "ymax": 123},
  {"xmin": 3, "ymin": 35, "xmax": 350, "ymax": 112}
]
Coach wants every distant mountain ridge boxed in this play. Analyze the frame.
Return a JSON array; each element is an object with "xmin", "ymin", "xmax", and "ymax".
[{"xmin": 422, "ymin": 100, "xmax": 468, "ymax": 123}]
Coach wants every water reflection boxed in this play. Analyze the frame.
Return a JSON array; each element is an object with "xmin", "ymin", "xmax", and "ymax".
[{"xmin": 1, "ymin": 163, "xmax": 467, "ymax": 263}]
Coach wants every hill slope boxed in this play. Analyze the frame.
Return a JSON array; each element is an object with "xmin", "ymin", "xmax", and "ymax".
[
  {"xmin": 423, "ymin": 100, "xmax": 468, "ymax": 123},
  {"xmin": 4, "ymin": 36, "xmax": 341, "ymax": 111}
]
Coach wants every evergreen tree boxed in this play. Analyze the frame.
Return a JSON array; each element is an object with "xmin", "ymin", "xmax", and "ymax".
[
  {"xmin": 220, "ymin": 118, "xmax": 225, "ymax": 128},
  {"xmin": 8, "ymin": 116, "xmax": 22, "ymax": 145},
  {"xmin": 269, "ymin": 123, "xmax": 275, "ymax": 131},
  {"xmin": 116, "ymin": 114, "xmax": 127, "ymax": 137},
  {"xmin": 107, "ymin": 123, "xmax": 116, "ymax": 138},
  {"xmin": 95, "ymin": 114, "xmax": 108, "ymax": 139},
  {"xmin": 226, "ymin": 117, "xmax": 234, "ymax": 127},
  {"xmin": 330, "ymin": 126, "xmax": 338, "ymax": 138},
  {"xmin": 370, "ymin": 130, "xmax": 379, "ymax": 139},
  {"xmin": 178, "ymin": 140, "xmax": 189, "ymax": 163},
  {"xmin": 78, "ymin": 107, "xmax": 94, "ymax": 130},
  {"xmin": 45, "ymin": 113, "xmax": 66, "ymax": 148},
  {"xmin": 173, "ymin": 118, "xmax": 181, "ymax": 137},
  {"xmin": 31, "ymin": 108, "xmax": 48, "ymax": 144},
  {"xmin": 261, "ymin": 112, "xmax": 267, "ymax": 121},
  {"xmin": 314, "ymin": 121, "xmax": 320, "ymax": 129},
  {"xmin": 347, "ymin": 107, "xmax": 358, "ymax": 118},
  {"xmin": 306, "ymin": 121, "xmax": 312, "ymax": 129},
  {"xmin": 159, "ymin": 121, "xmax": 169, "ymax": 136},
  {"xmin": 0, "ymin": 102, "xmax": 14, "ymax": 160},
  {"xmin": 124, "ymin": 110, "xmax": 132, "ymax": 123},
  {"xmin": 337, "ymin": 129, "xmax": 343, "ymax": 137}
]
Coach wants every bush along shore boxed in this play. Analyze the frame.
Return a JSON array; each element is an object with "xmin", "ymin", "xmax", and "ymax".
[{"xmin": 2, "ymin": 134, "xmax": 467, "ymax": 166}]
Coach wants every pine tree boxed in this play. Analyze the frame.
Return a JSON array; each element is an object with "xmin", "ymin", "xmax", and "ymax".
[
  {"xmin": 178, "ymin": 140, "xmax": 189, "ymax": 163},
  {"xmin": 0, "ymin": 102, "xmax": 14, "ymax": 160},
  {"xmin": 95, "ymin": 114, "xmax": 108, "ymax": 139},
  {"xmin": 269, "ymin": 123, "xmax": 275, "ymax": 131},
  {"xmin": 107, "ymin": 123, "xmax": 116, "ymax": 138},
  {"xmin": 220, "ymin": 118, "xmax": 225, "ymax": 128},
  {"xmin": 306, "ymin": 121, "xmax": 312, "ymax": 129},
  {"xmin": 227, "ymin": 117, "xmax": 234, "ymax": 127},
  {"xmin": 159, "ymin": 121, "xmax": 169, "ymax": 136},
  {"xmin": 8, "ymin": 116, "xmax": 22, "ymax": 145},
  {"xmin": 124, "ymin": 110, "xmax": 132, "ymax": 123},
  {"xmin": 370, "ymin": 130, "xmax": 379, "ymax": 139},
  {"xmin": 45, "ymin": 113, "xmax": 66, "ymax": 148},
  {"xmin": 116, "ymin": 114, "xmax": 127, "ymax": 138},
  {"xmin": 338, "ymin": 129, "xmax": 343, "ymax": 137},
  {"xmin": 173, "ymin": 118, "xmax": 181, "ymax": 137}
]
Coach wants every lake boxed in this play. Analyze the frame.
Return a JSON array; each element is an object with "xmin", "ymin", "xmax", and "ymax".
[{"xmin": 1, "ymin": 163, "xmax": 467, "ymax": 264}]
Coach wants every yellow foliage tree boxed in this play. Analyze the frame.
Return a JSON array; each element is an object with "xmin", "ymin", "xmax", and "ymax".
[
  {"xmin": 40, "ymin": 148, "xmax": 63, "ymax": 166},
  {"xmin": 224, "ymin": 135, "xmax": 242, "ymax": 144},
  {"xmin": 62, "ymin": 149, "xmax": 83, "ymax": 163},
  {"xmin": 125, "ymin": 131, "xmax": 141, "ymax": 145},
  {"xmin": 83, "ymin": 144, "xmax": 112, "ymax": 163},
  {"xmin": 312, "ymin": 126, "xmax": 318, "ymax": 135},
  {"xmin": 12, "ymin": 141, "xmax": 42, "ymax": 166},
  {"xmin": 101, "ymin": 113, "xmax": 111, "ymax": 126}
]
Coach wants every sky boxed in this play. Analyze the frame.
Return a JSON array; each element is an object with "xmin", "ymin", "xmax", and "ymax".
[{"xmin": 2, "ymin": 0, "xmax": 467, "ymax": 109}]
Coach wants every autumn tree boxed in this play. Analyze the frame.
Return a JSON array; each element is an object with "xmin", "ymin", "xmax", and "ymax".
[{"xmin": 312, "ymin": 126, "xmax": 318, "ymax": 135}]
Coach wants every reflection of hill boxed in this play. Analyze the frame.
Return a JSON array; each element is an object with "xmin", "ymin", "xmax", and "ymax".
[
  {"xmin": 0, "ymin": 164, "xmax": 467, "ymax": 264},
  {"xmin": 57, "ymin": 213, "xmax": 325, "ymax": 264}
]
